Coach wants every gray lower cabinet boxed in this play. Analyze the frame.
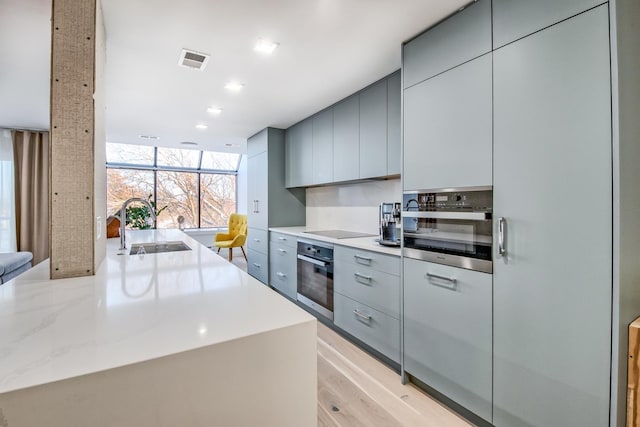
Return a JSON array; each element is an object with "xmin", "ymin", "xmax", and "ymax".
[
  {"xmin": 285, "ymin": 118, "xmax": 313, "ymax": 188},
  {"xmin": 334, "ymin": 293, "xmax": 400, "ymax": 363},
  {"xmin": 247, "ymin": 248, "xmax": 268, "ymax": 284},
  {"xmin": 403, "ymin": 0, "xmax": 491, "ymax": 89},
  {"xmin": 247, "ymin": 128, "xmax": 305, "ymax": 284},
  {"xmin": 404, "ymin": 53, "xmax": 492, "ymax": 191},
  {"xmin": 359, "ymin": 79, "xmax": 387, "ymax": 179},
  {"xmin": 269, "ymin": 232, "xmax": 297, "ymax": 299},
  {"xmin": 332, "ymin": 95, "xmax": 360, "ymax": 182},
  {"xmin": 386, "ymin": 71, "xmax": 401, "ymax": 176},
  {"xmin": 312, "ymin": 109, "xmax": 333, "ymax": 185},
  {"xmin": 493, "ymin": 6, "xmax": 612, "ymax": 426},
  {"xmin": 403, "ymin": 258, "xmax": 492, "ymax": 422},
  {"xmin": 492, "ymin": 0, "xmax": 603, "ymax": 49},
  {"xmin": 334, "ymin": 246, "xmax": 400, "ymax": 363}
]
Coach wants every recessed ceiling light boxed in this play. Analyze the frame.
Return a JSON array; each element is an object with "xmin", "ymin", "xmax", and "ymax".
[
  {"xmin": 207, "ymin": 107, "xmax": 223, "ymax": 115},
  {"xmin": 138, "ymin": 135, "xmax": 159, "ymax": 140},
  {"xmin": 181, "ymin": 141, "xmax": 198, "ymax": 146},
  {"xmin": 195, "ymin": 124, "xmax": 208, "ymax": 130},
  {"xmin": 224, "ymin": 81, "xmax": 244, "ymax": 91},
  {"xmin": 254, "ymin": 38, "xmax": 279, "ymax": 55}
]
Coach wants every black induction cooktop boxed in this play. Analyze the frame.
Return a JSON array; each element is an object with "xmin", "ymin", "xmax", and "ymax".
[{"xmin": 302, "ymin": 230, "xmax": 377, "ymax": 239}]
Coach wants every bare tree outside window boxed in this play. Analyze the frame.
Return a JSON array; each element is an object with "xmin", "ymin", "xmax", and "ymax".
[{"xmin": 105, "ymin": 143, "xmax": 239, "ymax": 229}]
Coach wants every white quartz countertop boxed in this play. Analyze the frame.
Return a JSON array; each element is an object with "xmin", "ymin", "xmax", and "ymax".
[
  {"xmin": 0, "ymin": 229, "xmax": 315, "ymax": 394},
  {"xmin": 269, "ymin": 226, "xmax": 401, "ymax": 257}
]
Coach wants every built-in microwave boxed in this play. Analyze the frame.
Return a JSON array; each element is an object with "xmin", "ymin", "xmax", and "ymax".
[{"xmin": 402, "ymin": 186, "xmax": 493, "ymax": 273}]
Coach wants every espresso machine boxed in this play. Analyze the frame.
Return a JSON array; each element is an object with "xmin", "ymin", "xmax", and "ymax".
[{"xmin": 379, "ymin": 202, "xmax": 401, "ymax": 246}]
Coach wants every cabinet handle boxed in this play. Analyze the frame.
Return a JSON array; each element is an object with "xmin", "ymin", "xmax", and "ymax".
[
  {"xmin": 276, "ymin": 272, "xmax": 287, "ymax": 278},
  {"xmin": 354, "ymin": 272, "xmax": 372, "ymax": 282},
  {"xmin": 255, "ymin": 200, "xmax": 260, "ymax": 213},
  {"xmin": 426, "ymin": 272, "xmax": 457, "ymax": 290},
  {"xmin": 498, "ymin": 217, "xmax": 506, "ymax": 257},
  {"xmin": 353, "ymin": 309, "xmax": 372, "ymax": 322},
  {"xmin": 253, "ymin": 263, "xmax": 261, "ymax": 268},
  {"xmin": 278, "ymin": 237, "xmax": 287, "ymax": 241},
  {"xmin": 253, "ymin": 238, "xmax": 261, "ymax": 242},
  {"xmin": 278, "ymin": 248, "xmax": 287, "ymax": 254},
  {"xmin": 354, "ymin": 254, "xmax": 372, "ymax": 264}
]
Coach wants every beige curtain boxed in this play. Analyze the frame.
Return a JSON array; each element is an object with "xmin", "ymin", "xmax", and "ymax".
[{"xmin": 12, "ymin": 130, "xmax": 49, "ymax": 265}]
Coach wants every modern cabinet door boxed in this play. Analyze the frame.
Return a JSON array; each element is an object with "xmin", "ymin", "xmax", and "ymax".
[
  {"xmin": 285, "ymin": 118, "xmax": 312, "ymax": 187},
  {"xmin": 403, "ymin": 258, "xmax": 492, "ymax": 422},
  {"xmin": 403, "ymin": 0, "xmax": 491, "ymax": 89},
  {"xmin": 312, "ymin": 108, "xmax": 333, "ymax": 185},
  {"xmin": 359, "ymin": 79, "xmax": 387, "ymax": 179},
  {"xmin": 404, "ymin": 53, "xmax": 492, "ymax": 191},
  {"xmin": 493, "ymin": 6, "xmax": 612, "ymax": 427},
  {"xmin": 387, "ymin": 71, "xmax": 401, "ymax": 176},
  {"xmin": 492, "ymin": 0, "xmax": 603, "ymax": 49},
  {"xmin": 247, "ymin": 150, "xmax": 268, "ymax": 231},
  {"xmin": 333, "ymin": 95, "xmax": 359, "ymax": 182}
]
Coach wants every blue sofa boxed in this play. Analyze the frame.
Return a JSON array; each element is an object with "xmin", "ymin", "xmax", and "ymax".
[{"xmin": 0, "ymin": 252, "xmax": 33, "ymax": 284}]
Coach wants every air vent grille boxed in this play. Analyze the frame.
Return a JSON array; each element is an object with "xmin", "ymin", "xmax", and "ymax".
[{"xmin": 178, "ymin": 49, "xmax": 210, "ymax": 70}]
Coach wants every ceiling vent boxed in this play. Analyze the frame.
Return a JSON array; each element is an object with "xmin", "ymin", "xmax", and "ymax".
[{"xmin": 178, "ymin": 49, "xmax": 210, "ymax": 70}]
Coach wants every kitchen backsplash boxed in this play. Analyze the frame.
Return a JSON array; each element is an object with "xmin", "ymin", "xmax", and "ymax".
[{"xmin": 306, "ymin": 179, "xmax": 401, "ymax": 234}]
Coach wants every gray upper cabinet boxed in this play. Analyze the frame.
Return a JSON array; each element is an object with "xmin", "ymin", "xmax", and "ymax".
[
  {"xmin": 312, "ymin": 108, "xmax": 333, "ymax": 185},
  {"xmin": 359, "ymin": 79, "xmax": 388, "ymax": 179},
  {"xmin": 285, "ymin": 118, "xmax": 313, "ymax": 188},
  {"xmin": 493, "ymin": 6, "xmax": 612, "ymax": 426},
  {"xmin": 403, "ymin": 0, "xmax": 491, "ymax": 89},
  {"xmin": 386, "ymin": 71, "xmax": 401, "ymax": 176},
  {"xmin": 333, "ymin": 95, "xmax": 360, "ymax": 182},
  {"xmin": 492, "ymin": 0, "xmax": 603, "ymax": 49},
  {"xmin": 404, "ymin": 53, "xmax": 492, "ymax": 191}
]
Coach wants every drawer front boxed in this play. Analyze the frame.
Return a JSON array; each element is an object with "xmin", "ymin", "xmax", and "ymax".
[
  {"xmin": 247, "ymin": 227, "xmax": 268, "ymax": 254},
  {"xmin": 269, "ymin": 246, "xmax": 297, "ymax": 300},
  {"xmin": 403, "ymin": 257, "xmax": 492, "ymax": 421},
  {"xmin": 269, "ymin": 231, "xmax": 297, "ymax": 249},
  {"xmin": 334, "ymin": 262, "xmax": 400, "ymax": 319},
  {"xmin": 334, "ymin": 293, "xmax": 400, "ymax": 363},
  {"xmin": 247, "ymin": 248, "xmax": 268, "ymax": 284},
  {"xmin": 335, "ymin": 246, "xmax": 400, "ymax": 276}
]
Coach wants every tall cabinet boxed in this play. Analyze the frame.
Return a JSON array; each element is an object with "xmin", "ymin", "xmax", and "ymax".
[
  {"xmin": 402, "ymin": 1, "xmax": 640, "ymax": 426},
  {"xmin": 247, "ymin": 128, "xmax": 305, "ymax": 284}
]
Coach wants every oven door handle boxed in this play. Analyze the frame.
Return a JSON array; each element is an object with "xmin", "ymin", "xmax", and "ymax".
[
  {"xmin": 402, "ymin": 211, "xmax": 492, "ymax": 220},
  {"xmin": 297, "ymin": 254, "xmax": 328, "ymax": 267}
]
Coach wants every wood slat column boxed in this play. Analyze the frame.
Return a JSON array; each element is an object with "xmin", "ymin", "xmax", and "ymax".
[{"xmin": 50, "ymin": 0, "xmax": 96, "ymax": 278}]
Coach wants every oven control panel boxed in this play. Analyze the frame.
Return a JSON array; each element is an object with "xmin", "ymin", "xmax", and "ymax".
[{"xmin": 403, "ymin": 188, "xmax": 492, "ymax": 212}]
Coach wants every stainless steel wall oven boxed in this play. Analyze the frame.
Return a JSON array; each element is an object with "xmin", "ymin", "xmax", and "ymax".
[
  {"xmin": 297, "ymin": 239, "xmax": 334, "ymax": 320},
  {"xmin": 402, "ymin": 186, "xmax": 493, "ymax": 273}
]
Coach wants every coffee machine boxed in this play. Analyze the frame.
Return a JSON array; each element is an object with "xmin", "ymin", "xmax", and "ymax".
[{"xmin": 379, "ymin": 202, "xmax": 401, "ymax": 247}]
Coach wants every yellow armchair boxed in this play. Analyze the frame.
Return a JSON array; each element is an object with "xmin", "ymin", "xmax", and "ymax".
[{"xmin": 214, "ymin": 214, "xmax": 248, "ymax": 261}]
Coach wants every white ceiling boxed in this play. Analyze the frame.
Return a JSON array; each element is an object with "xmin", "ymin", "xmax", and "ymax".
[{"xmin": 0, "ymin": 0, "xmax": 469, "ymax": 153}]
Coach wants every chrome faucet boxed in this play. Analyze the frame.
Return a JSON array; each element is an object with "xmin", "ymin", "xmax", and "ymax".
[{"xmin": 119, "ymin": 197, "xmax": 157, "ymax": 250}]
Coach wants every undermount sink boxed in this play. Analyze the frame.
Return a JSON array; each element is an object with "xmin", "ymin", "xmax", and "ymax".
[{"xmin": 128, "ymin": 241, "xmax": 191, "ymax": 255}]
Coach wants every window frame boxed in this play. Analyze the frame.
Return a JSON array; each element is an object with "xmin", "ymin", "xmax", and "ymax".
[{"xmin": 106, "ymin": 145, "xmax": 240, "ymax": 229}]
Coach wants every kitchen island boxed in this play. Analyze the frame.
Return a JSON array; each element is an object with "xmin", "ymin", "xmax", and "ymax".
[{"xmin": 0, "ymin": 229, "xmax": 317, "ymax": 426}]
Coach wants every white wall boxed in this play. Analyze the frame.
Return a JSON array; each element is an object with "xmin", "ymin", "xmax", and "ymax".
[{"xmin": 305, "ymin": 179, "xmax": 401, "ymax": 234}]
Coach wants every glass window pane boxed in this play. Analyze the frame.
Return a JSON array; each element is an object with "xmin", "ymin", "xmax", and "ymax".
[
  {"xmin": 201, "ymin": 151, "xmax": 240, "ymax": 171},
  {"xmin": 106, "ymin": 143, "xmax": 155, "ymax": 165},
  {"xmin": 200, "ymin": 173, "xmax": 237, "ymax": 228},
  {"xmin": 106, "ymin": 169, "xmax": 154, "ymax": 216},
  {"xmin": 156, "ymin": 171, "xmax": 198, "ymax": 228},
  {"xmin": 156, "ymin": 147, "xmax": 200, "ymax": 169}
]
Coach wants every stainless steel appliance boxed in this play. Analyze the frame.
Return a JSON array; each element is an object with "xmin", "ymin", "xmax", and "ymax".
[
  {"xmin": 402, "ymin": 186, "xmax": 493, "ymax": 273},
  {"xmin": 379, "ymin": 202, "xmax": 401, "ymax": 246},
  {"xmin": 297, "ymin": 239, "xmax": 334, "ymax": 320}
]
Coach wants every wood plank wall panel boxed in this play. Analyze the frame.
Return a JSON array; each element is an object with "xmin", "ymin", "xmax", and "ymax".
[
  {"xmin": 50, "ymin": 0, "xmax": 96, "ymax": 278},
  {"xmin": 628, "ymin": 318, "xmax": 640, "ymax": 426}
]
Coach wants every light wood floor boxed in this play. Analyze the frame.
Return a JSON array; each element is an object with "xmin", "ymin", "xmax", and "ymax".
[{"xmin": 317, "ymin": 322, "xmax": 471, "ymax": 427}]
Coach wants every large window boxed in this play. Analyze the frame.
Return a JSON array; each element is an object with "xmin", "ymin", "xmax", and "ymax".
[{"xmin": 106, "ymin": 143, "xmax": 240, "ymax": 229}]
